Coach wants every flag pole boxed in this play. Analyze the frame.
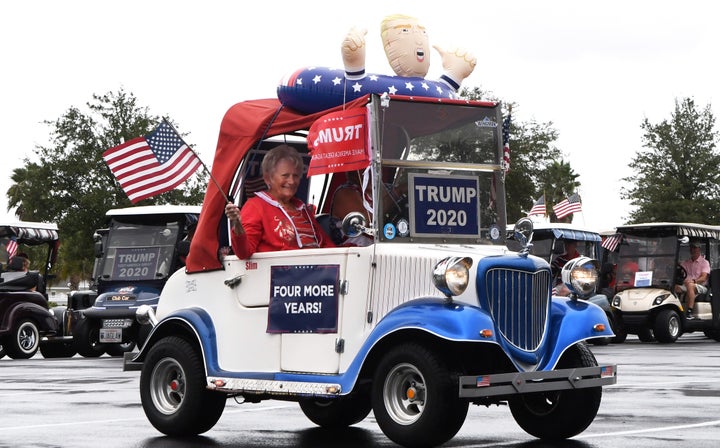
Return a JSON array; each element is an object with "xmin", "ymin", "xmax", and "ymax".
[{"xmin": 162, "ymin": 118, "xmax": 231, "ymax": 203}]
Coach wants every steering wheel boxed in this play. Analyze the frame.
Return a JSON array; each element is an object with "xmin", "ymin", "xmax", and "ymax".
[
  {"xmin": 381, "ymin": 182, "xmax": 408, "ymax": 224},
  {"xmin": 675, "ymin": 264, "xmax": 687, "ymax": 285}
]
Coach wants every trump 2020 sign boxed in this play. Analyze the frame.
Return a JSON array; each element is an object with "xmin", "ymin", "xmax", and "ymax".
[{"xmin": 409, "ymin": 173, "xmax": 480, "ymax": 238}]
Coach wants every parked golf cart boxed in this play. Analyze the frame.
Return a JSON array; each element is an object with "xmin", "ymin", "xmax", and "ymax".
[
  {"xmin": 608, "ymin": 222, "xmax": 720, "ymax": 343},
  {"xmin": 0, "ymin": 221, "xmax": 60, "ymax": 359}
]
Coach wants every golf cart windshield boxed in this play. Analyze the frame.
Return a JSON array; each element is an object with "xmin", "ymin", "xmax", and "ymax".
[
  {"xmin": 97, "ymin": 222, "xmax": 181, "ymax": 281},
  {"xmin": 376, "ymin": 98, "xmax": 504, "ymax": 244},
  {"xmin": 616, "ymin": 234, "xmax": 677, "ymax": 289}
]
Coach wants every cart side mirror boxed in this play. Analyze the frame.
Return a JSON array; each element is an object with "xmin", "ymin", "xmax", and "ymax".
[
  {"xmin": 342, "ymin": 212, "xmax": 367, "ymax": 238},
  {"xmin": 94, "ymin": 240, "xmax": 103, "ymax": 258}
]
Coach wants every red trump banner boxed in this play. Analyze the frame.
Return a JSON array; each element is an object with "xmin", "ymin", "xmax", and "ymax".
[{"xmin": 307, "ymin": 108, "xmax": 370, "ymax": 176}]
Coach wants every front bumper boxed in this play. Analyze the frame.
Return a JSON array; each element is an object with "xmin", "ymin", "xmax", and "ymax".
[
  {"xmin": 458, "ymin": 364, "xmax": 617, "ymax": 398},
  {"xmin": 82, "ymin": 307, "xmax": 138, "ymax": 319}
]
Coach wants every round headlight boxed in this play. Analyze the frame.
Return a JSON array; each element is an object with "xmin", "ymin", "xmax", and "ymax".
[
  {"xmin": 653, "ymin": 293, "xmax": 671, "ymax": 306},
  {"xmin": 433, "ymin": 257, "xmax": 473, "ymax": 297},
  {"xmin": 560, "ymin": 256, "xmax": 600, "ymax": 299}
]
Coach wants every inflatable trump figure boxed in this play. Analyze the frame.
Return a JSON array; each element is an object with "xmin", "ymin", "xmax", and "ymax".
[{"xmin": 277, "ymin": 14, "xmax": 477, "ymax": 114}]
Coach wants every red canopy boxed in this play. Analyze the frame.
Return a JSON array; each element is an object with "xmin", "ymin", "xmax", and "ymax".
[{"xmin": 185, "ymin": 96, "xmax": 370, "ymax": 273}]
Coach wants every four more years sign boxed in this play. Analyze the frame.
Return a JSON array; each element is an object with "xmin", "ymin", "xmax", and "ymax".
[{"xmin": 267, "ymin": 264, "xmax": 340, "ymax": 333}]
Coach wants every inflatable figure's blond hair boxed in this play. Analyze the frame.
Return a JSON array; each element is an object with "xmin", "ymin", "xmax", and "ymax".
[{"xmin": 380, "ymin": 14, "xmax": 420, "ymax": 38}]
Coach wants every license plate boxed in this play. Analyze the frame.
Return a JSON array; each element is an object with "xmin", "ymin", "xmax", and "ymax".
[{"xmin": 100, "ymin": 328, "xmax": 122, "ymax": 343}]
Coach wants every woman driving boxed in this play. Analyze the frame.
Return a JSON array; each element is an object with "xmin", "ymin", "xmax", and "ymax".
[{"xmin": 224, "ymin": 145, "xmax": 335, "ymax": 258}]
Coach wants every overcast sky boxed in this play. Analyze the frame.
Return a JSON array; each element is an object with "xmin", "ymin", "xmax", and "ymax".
[{"xmin": 2, "ymin": 0, "xmax": 718, "ymax": 232}]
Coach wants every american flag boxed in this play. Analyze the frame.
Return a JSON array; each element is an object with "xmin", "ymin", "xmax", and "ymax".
[
  {"xmin": 553, "ymin": 193, "xmax": 582, "ymax": 219},
  {"xmin": 601, "ymin": 233, "xmax": 623, "ymax": 252},
  {"xmin": 528, "ymin": 195, "xmax": 546, "ymax": 216},
  {"xmin": 5, "ymin": 236, "xmax": 18, "ymax": 258},
  {"xmin": 502, "ymin": 112, "xmax": 511, "ymax": 174},
  {"xmin": 476, "ymin": 375, "xmax": 491, "ymax": 387},
  {"xmin": 103, "ymin": 120, "xmax": 202, "ymax": 204}
]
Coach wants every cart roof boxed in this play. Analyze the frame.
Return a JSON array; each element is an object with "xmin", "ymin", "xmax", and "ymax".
[
  {"xmin": 615, "ymin": 222, "xmax": 720, "ymax": 240},
  {"xmin": 0, "ymin": 221, "xmax": 59, "ymax": 244},
  {"xmin": 106, "ymin": 205, "xmax": 202, "ymax": 217},
  {"xmin": 509, "ymin": 222, "xmax": 601, "ymax": 242}
]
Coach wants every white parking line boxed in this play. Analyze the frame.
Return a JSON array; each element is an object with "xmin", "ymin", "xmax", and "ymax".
[
  {"xmin": 609, "ymin": 378, "xmax": 720, "ymax": 388},
  {"xmin": 461, "ymin": 419, "xmax": 720, "ymax": 447},
  {"xmin": 0, "ymin": 404, "xmax": 295, "ymax": 431},
  {"xmin": 576, "ymin": 419, "xmax": 720, "ymax": 439}
]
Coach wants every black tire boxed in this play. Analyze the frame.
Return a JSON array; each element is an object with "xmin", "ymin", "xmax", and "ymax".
[
  {"xmin": 612, "ymin": 328, "xmax": 627, "ymax": 344},
  {"xmin": 654, "ymin": 309, "xmax": 681, "ymax": 343},
  {"xmin": 140, "ymin": 336, "xmax": 226, "ymax": 436},
  {"xmin": 611, "ymin": 321, "xmax": 627, "ymax": 344},
  {"xmin": 509, "ymin": 343, "xmax": 602, "ymax": 440},
  {"xmin": 105, "ymin": 342, "xmax": 136, "ymax": 357},
  {"xmin": 589, "ymin": 337, "xmax": 610, "ymax": 346},
  {"xmin": 703, "ymin": 329, "xmax": 720, "ymax": 342},
  {"xmin": 4, "ymin": 319, "xmax": 40, "ymax": 359},
  {"xmin": 372, "ymin": 343, "xmax": 468, "ymax": 448},
  {"xmin": 637, "ymin": 327, "xmax": 656, "ymax": 342},
  {"xmin": 73, "ymin": 318, "xmax": 105, "ymax": 358},
  {"xmin": 0, "ymin": 344, "xmax": 5, "ymax": 359},
  {"xmin": 40, "ymin": 342, "xmax": 77, "ymax": 358},
  {"xmin": 299, "ymin": 393, "xmax": 372, "ymax": 428}
]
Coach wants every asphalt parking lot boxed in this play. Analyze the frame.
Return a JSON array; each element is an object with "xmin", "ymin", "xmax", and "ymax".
[{"xmin": 1, "ymin": 334, "xmax": 719, "ymax": 448}]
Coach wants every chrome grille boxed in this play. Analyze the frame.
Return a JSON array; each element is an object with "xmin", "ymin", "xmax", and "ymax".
[
  {"xmin": 371, "ymin": 253, "xmax": 440, "ymax": 322},
  {"xmin": 102, "ymin": 318, "xmax": 134, "ymax": 328},
  {"xmin": 485, "ymin": 268, "xmax": 551, "ymax": 351}
]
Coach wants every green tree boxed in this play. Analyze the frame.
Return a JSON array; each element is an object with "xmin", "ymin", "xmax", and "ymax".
[
  {"xmin": 622, "ymin": 97, "xmax": 720, "ymax": 224},
  {"xmin": 504, "ymin": 120, "xmax": 566, "ymax": 221},
  {"xmin": 7, "ymin": 89, "xmax": 207, "ymax": 287},
  {"xmin": 537, "ymin": 160, "xmax": 581, "ymax": 223},
  {"xmin": 459, "ymin": 87, "xmax": 580, "ymax": 223}
]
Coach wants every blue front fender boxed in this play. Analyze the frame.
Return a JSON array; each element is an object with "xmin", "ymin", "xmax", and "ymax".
[
  {"xmin": 538, "ymin": 297, "xmax": 614, "ymax": 368},
  {"xmin": 366, "ymin": 298, "xmax": 498, "ymax": 343},
  {"xmin": 351, "ymin": 296, "xmax": 613, "ymax": 374},
  {"xmin": 318, "ymin": 298, "xmax": 500, "ymax": 390}
]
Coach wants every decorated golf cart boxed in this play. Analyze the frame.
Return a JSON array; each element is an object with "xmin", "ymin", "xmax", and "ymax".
[
  {"xmin": 65, "ymin": 205, "xmax": 201, "ymax": 358},
  {"xmin": 123, "ymin": 91, "xmax": 616, "ymax": 447}
]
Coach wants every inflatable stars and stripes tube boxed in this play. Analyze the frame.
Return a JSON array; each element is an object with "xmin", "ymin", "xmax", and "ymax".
[{"xmin": 277, "ymin": 67, "xmax": 459, "ymax": 114}]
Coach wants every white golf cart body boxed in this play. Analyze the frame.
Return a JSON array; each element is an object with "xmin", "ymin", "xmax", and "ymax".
[
  {"xmin": 608, "ymin": 222, "xmax": 720, "ymax": 343},
  {"xmin": 126, "ymin": 94, "xmax": 616, "ymax": 446}
]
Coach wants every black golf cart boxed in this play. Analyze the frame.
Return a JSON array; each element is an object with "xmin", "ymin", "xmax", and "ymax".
[
  {"xmin": 0, "ymin": 221, "xmax": 60, "ymax": 359},
  {"xmin": 69, "ymin": 205, "xmax": 200, "ymax": 357}
]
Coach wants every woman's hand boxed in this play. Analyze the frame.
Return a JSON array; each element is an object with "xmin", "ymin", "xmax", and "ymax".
[{"xmin": 225, "ymin": 203, "xmax": 244, "ymax": 234}]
